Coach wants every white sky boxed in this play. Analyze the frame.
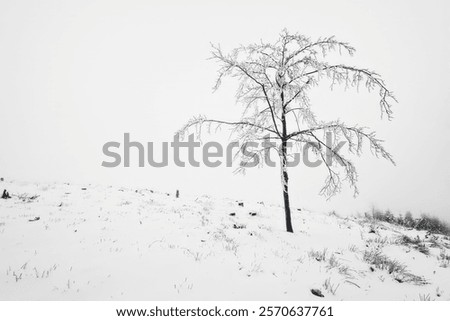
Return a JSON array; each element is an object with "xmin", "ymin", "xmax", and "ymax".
[{"xmin": 0, "ymin": 0, "xmax": 449, "ymax": 220}]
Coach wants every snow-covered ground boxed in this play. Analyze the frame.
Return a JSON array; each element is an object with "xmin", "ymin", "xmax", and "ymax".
[{"xmin": 0, "ymin": 179, "xmax": 449, "ymax": 300}]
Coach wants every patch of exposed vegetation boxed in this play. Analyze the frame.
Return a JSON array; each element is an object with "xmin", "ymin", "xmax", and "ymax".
[
  {"xmin": 16, "ymin": 193, "xmax": 40, "ymax": 203},
  {"xmin": 309, "ymin": 249, "xmax": 351, "ymax": 277},
  {"xmin": 439, "ymin": 250, "xmax": 450, "ymax": 268},
  {"xmin": 397, "ymin": 235, "xmax": 430, "ymax": 255},
  {"xmin": 363, "ymin": 249, "xmax": 427, "ymax": 285}
]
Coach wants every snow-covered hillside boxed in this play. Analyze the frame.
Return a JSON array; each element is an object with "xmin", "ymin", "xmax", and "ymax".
[{"xmin": 0, "ymin": 179, "xmax": 449, "ymax": 300}]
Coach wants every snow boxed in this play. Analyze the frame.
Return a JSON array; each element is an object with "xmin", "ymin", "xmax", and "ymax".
[{"xmin": 0, "ymin": 179, "xmax": 449, "ymax": 300}]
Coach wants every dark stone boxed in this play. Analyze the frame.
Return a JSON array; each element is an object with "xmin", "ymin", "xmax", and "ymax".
[
  {"xmin": 310, "ymin": 289, "xmax": 324, "ymax": 298},
  {"xmin": 1, "ymin": 189, "xmax": 11, "ymax": 199}
]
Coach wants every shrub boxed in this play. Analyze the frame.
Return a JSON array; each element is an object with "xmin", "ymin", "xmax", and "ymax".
[
  {"xmin": 415, "ymin": 214, "xmax": 450, "ymax": 235},
  {"xmin": 369, "ymin": 208, "xmax": 450, "ymax": 236},
  {"xmin": 371, "ymin": 208, "xmax": 395, "ymax": 223},
  {"xmin": 404, "ymin": 212, "xmax": 415, "ymax": 228}
]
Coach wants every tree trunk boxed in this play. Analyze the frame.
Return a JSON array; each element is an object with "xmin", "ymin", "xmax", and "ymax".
[
  {"xmin": 277, "ymin": 65, "xmax": 293, "ymax": 232},
  {"xmin": 279, "ymin": 79, "xmax": 293, "ymax": 233},
  {"xmin": 281, "ymin": 139, "xmax": 294, "ymax": 233}
]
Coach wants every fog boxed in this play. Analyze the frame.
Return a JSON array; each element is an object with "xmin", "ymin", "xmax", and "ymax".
[{"xmin": 1, "ymin": 0, "xmax": 449, "ymax": 220}]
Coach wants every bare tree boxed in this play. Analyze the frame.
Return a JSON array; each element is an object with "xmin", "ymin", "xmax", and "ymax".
[{"xmin": 179, "ymin": 29, "xmax": 396, "ymax": 233}]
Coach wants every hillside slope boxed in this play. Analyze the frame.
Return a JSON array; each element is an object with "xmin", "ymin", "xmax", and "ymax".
[{"xmin": 0, "ymin": 180, "xmax": 449, "ymax": 300}]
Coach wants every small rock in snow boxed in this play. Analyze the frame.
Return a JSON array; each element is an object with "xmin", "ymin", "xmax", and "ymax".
[{"xmin": 310, "ymin": 289, "xmax": 324, "ymax": 298}]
